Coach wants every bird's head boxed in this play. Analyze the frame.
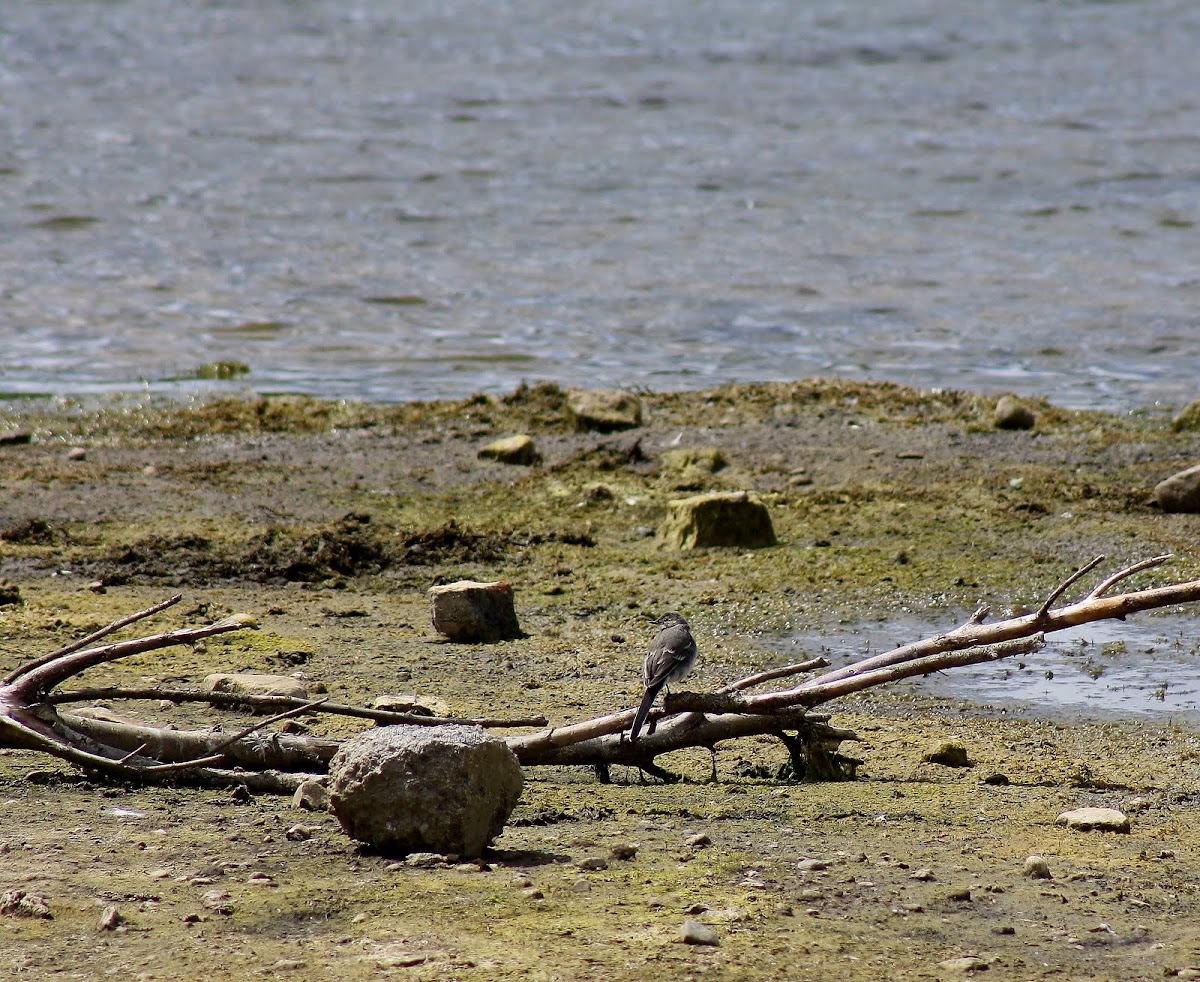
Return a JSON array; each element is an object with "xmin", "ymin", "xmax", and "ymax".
[{"xmin": 650, "ymin": 612, "xmax": 688, "ymax": 629}]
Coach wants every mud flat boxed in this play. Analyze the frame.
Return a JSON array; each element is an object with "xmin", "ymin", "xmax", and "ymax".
[{"xmin": 2, "ymin": 379, "xmax": 1199, "ymax": 981}]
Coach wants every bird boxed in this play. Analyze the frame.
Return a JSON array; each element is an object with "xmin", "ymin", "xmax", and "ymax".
[{"xmin": 629, "ymin": 612, "xmax": 698, "ymax": 742}]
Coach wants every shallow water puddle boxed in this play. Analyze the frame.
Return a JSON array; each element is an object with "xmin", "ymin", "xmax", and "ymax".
[{"xmin": 773, "ymin": 610, "xmax": 1200, "ymax": 721}]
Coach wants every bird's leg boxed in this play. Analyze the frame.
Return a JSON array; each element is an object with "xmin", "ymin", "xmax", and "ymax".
[{"xmin": 708, "ymin": 746, "xmax": 718, "ymax": 783}]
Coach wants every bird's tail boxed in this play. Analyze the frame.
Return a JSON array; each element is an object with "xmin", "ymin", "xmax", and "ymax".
[{"xmin": 629, "ymin": 683, "xmax": 662, "ymax": 742}]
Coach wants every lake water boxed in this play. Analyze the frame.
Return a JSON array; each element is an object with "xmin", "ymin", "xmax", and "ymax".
[{"xmin": 2, "ymin": 0, "xmax": 1199, "ymax": 410}]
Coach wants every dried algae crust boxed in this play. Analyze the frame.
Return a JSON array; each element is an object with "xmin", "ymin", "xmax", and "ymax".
[{"xmin": 1, "ymin": 379, "xmax": 1199, "ymax": 981}]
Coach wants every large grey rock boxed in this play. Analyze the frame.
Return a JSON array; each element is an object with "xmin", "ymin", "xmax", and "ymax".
[
  {"xmin": 327, "ymin": 724, "xmax": 524, "ymax": 857},
  {"xmin": 567, "ymin": 389, "xmax": 642, "ymax": 432},
  {"xmin": 1154, "ymin": 463, "xmax": 1200, "ymax": 513},
  {"xmin": 658, "ymin": 490, "xmax": 776, "ymax": 550},
  {"xmin": 429, "ymin": 579, "xmax": 521, "ymax": 641}
]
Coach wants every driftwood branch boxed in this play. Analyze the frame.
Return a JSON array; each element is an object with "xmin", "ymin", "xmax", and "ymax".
[
  {"xmin": 2, "ymin": 556, "xmax": 1198, "ymax": 788},
  {"xmin": 512, "ymin": 555, "xmax": 1200, "ymax": 775}
]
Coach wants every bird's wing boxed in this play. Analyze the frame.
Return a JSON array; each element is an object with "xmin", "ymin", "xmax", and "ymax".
[{"xmin": 644, "ymin": 628, "xmax": 694, "ymax": 687}]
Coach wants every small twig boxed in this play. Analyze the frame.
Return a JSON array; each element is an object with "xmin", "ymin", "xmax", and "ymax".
[
  {"xmin": 134, "ymin": 698, "xmax": 332, "ymax": 775},
  {"xmin": 2, "ymin": 595, "xmax": 183, "ymax": 686},
  {"xmin": 968, "ymin": 604, "xmax": 990, "ymax": 625},
  {"xmin": 1086, "ymin": 554, "xmax": 1172, "ymax": 600},
  {"xmin": 202, "ymin": 698, "xmax": 329, "ymax": 761},
  {"xmin": 718, "ymin": 657, "xmax": 829, "ymax": 694},
  {"xmin": 118, "ymin": 743, "xmax": 149, "ymax": 765},
  {"xmin": 1035, "ymin": 555, "xmax": 1106, "ymax": 620}
]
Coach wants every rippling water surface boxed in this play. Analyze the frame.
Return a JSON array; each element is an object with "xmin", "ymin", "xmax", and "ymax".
[{"xmin": 2, "ymin": 0, "xmax": 1199, "ymax": 409}]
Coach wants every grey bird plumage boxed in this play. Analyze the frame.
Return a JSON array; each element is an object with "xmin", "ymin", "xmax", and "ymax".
[{"xmin": 629, "ymin": 612, "xmax": 697, "ymax": 741}]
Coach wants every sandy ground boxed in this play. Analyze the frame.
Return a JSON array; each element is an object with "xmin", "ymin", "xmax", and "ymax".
[{"xmin": 1, "ymin": 379, "xmax": 1200, "ymax": 981}]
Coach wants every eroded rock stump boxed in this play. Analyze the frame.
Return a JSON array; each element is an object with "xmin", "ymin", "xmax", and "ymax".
[
  {"xmin": 657, "ymin": 490, "xmax": 776, "ymax": 550},
  {"xmin": 429, "ymin": 579, "xmax": 521, "ymax": 641}
]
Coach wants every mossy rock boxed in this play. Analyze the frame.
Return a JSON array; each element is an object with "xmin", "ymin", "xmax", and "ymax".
[
  {"xmin": 1172, "ymin": 399, "xmax": 1200, "ymax": 433},
  {"xmin": 660, "ymin": 446, "xmax": 727, "ymax": 474},
  {"xmin": 993, "ymin": 395, "xmax": 1036, "ymax": 430},
  {"xmin": 567, "ymin": 389, "xmax": 642, "ymax": 432},
  {"xmin": 478, "ymin": 434, "xmax": 539, "ymax": 465},
  {"xmin": 657, "ymin": 490, "xmax": 775, "ymax": 550},
  {"xmin": 659, "ymin": 446, "xmax": 729, "ymax": 490}
]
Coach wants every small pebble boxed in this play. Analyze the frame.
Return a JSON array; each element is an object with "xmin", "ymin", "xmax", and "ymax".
[
  {"xmin": 284, "ymin": 824, "xmax": 316, "ymax": 841},
  {"xmin": 679, "ymin": 919, "xmax": 719, "ymax": 946},
  {"xmin": 202, "ymin": 890, "xmax": 233, "ymax": 915},
  {"xmin": 292, "ymin": 779, "xmax": 329, "ymax": 812},
  {"xmin": 98, "ymin": 906, "xmax": 121, "ymax": 931},
  {"xmin": 939, "ymin": 955, "xmax": 989, "ymax": 973},
  {"xmin": 910, "ymin": 868, "xmax": 935, "ymax": 881},
  {"xmin": 404, "ymin": 852, "xmax": 452, "ymax": 868},
  {"xmin": 796, "ymin": 857, "xmax": 829, "ymax": 872},
  {"xmin": 267, "ymin": 959, "xmax": 306, "ymax": 972}
]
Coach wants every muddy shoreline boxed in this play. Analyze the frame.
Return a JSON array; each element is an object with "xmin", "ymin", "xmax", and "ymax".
[{"xmin": 2, "ymin": 379, "xmax": 1199, "ymax": 980}]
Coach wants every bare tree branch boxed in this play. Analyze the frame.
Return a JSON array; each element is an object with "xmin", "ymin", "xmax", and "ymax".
[
  {"xmin": 2, "ymin": 594, "xmax": 183, "ymax": 686},
  {"xmin": 1035, "ymin": 554, "xmax": 1106, "ymax": 619},
  {"xmin": 717, "ymin": 657, "xmax": 829, "ymax": 693},
  {"xmin": 1086, "ymin": 553, "xmax": 1172, "ymax": 600}
]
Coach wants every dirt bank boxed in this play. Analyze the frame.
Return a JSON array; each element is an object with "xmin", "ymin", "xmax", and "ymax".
[{"xmin": 1, "ymin": 379, "xmax": 1199, "ymax": 981}]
